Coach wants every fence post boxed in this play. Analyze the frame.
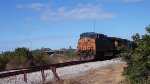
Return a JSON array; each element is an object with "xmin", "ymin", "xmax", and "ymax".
[
  {"xmin": 41, "ymin": 69, "xmax": 45, "ymax": 82},
  {"xmin": 23, "ymin": 71, "xmax": 27, "ymax": 82},
  {"xmin": 50, "ymin": 66, "xmax": 61, "ymax": 82}
]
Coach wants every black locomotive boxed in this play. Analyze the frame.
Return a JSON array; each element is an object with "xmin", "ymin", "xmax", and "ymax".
[{"xmin": 77, "ymin": 32, "xmax": 134, "ymax": 60}]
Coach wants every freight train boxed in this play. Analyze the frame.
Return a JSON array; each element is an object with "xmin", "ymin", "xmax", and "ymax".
[{"xmin": 77, "ymin": 32, "xmax": 133, "ymax": 60}]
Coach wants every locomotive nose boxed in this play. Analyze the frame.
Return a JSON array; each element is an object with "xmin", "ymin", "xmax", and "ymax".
[
  {"xmin": 77, "ymin": 38, "xmax": 95, "ymax": 51},
  {"xmin": 78, "ymin": 38, "xmax": 86, "ymax": 51}
]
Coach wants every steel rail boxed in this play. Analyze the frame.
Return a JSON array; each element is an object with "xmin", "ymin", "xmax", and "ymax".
[{"xmin": 0, "ymin": 59, "xmax": 94, "ymax": 78}]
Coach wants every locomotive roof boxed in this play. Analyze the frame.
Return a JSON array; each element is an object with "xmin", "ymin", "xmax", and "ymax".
[
  {"xmin": 80, "ymin": 32, "xmax": 131, "ymax": 42},
  {"xmin": 109, "ymin": 37, "xmax": 131, "ymax": 42},
  {"xmin": 80, "ymin": 32, "xmax": 107, "ymax": 38},
  {"xmin": 109, "ymin": 37, "xmax": 121, "ymax": 40},
  {"xmin": 81, "ymin": 32, "xmax": 106, "ymax": 36}
]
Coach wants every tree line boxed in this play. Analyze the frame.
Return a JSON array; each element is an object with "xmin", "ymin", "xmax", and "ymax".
[
  {"xmin": 0, "ymin": 47, "xmax": 51, "ymax": 71},
  {"xmin": 0, "ymin": 47, "xmax": 77, "ymax": 71}
]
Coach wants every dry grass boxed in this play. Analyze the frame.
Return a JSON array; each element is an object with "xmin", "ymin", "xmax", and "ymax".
[
  {"xmin": 47, "ymin": 62, "xmax": 126, "ymax": 84},
  {"xmin": 6, "ymin": 57, "xmax": 31, "ymax": 70},
  {"xmin": 49, "ymin": 57, "xmax": 80, "ymax": 64}
]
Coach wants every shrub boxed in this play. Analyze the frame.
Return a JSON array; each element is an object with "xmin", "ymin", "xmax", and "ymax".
[
  {"xmin": 32, "ymin": 50, "xmax": 51, "ymax": 66},
  {"xmin": 118, "ymin": 25, "xmax": 150, "ymax": 83},
  {"xmin": 6, "ymin": 56, "xmax": 30, "ymax": 70}
]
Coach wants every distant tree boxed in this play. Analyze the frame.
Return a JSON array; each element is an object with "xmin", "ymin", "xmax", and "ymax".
[
  {"xmin": 0, "ymin": 56, "xmax": 8, "ymax": 71},
  {"xmin": 31, "ymin": 48, "xmax": 51, "ymax": 66},
  {"xmin": 15, "ymin": 47, "xmax": 33, "ymax": 59},
  {"xmin": 5, "ymin": 47, "xmax": 33, "ymax": 70},
  {"xmin": 0, "ymin": 51, "xmax": 14, "ymax": 70},
  {"xmin": 69, "ymin": 46, "xmax": 72, "ymax": 49},
  {"xmin": 40, "ymin": 47, "xmax": 51, "ymax": 51}
]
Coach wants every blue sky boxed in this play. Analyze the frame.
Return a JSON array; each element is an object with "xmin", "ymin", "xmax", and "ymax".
[{"xmin": 0, "ymin": 0, "xmax": 150, "ymax": 52}]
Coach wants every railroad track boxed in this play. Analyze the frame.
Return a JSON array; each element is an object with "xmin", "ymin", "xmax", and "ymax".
[{"xmin": 0, "ymin": 59, "xmax": 95, "ymax": 82}]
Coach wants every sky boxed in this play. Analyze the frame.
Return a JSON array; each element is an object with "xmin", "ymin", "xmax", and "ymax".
[{"xmin": 0, "ymin": 0, "xmax": 150, "ymax": 52}]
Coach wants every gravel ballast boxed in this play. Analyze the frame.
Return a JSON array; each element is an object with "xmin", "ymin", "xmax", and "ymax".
[{"xmin": 0, "ymin": 58, "xmax": 122, "ymax": 84}]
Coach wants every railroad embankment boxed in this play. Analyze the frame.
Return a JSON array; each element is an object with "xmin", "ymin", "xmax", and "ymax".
[
  {"xmin": 0, "ymin": 58, "xmax": 123, "ymax": 84},
  {"xmin": 60, "ymin": 61, "xmax": 126, "ymax": 84}
]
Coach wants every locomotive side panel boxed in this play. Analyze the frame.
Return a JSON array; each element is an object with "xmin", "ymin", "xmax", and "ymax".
[
  {"xmin": 95, "ymin": 37, "xmax": 114, "ymax": 60},
  {"xmin": 95, "ymin": 38, "xmax": 113, "ymax": 52}
]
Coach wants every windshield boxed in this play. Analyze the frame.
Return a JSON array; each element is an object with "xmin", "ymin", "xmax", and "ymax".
[
  {"xmin": 80, "ymin": 33, "xmax": 96, "ymax": 38},
  {"xmin": 80, "ymin": 32, "xmax": 106, "ymax": 39}
]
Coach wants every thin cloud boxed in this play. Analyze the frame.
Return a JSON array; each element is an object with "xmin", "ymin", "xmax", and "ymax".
[
  {"xmin": 110, "ymin": 0, "xmax": 141, "ymax": 2},
  {"xmin": 41, "ymin": 4, "xmax": 115, "ymax": 20},
  {"xmin": 16, "ymin": 3, "xmax": 51, "ymax": 11},
  {"xmin": 27, "ymin": 3, "xmax": 51, "ymax": 11},
  {"xmin": 16, "ymin": 3, "xmax": 115, "ymax": 20},
  {"xmin": 123, "ymin": 0, "xmax": 141, "ymax": 2},
  {"xmin": 16, "ymin": 4, "xmax": 24, "ymax": 9}
]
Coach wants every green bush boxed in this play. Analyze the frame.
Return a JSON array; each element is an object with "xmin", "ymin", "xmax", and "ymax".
[
  {"xmin": 4, "ymin": 48, "xmax": 33, "ymax": 70},
  {"xmin": 14, "ymin": 47, "xmax": 33, "ymax": 60},
  {"xmin": 0, "ymin": 52, "xmax": 13, "ymax": 70},
  {"xmin": 32, "ymin": 51, "xmax": 50, "ymax": 66},
  {"xmin": 66, "ymin": 52, "xmax": 77, "ymax": 58},
  {"xmin": 0, "ymin": 56, "xmax": 6, "ymax": 71},
  {"xmin": 6, "ymin": 56, "xmax": 30, "ymax": 70},
  {"xmin": 118, "ymin": 25, "xmax": 150, "ymax": 83}
]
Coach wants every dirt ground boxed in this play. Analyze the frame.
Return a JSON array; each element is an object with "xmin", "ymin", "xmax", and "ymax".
[{"xmin": 47, "ymin": 62, "xmax": 126, "ymax": 84}]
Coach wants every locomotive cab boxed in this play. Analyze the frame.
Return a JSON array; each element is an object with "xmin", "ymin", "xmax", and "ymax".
[
  {"xmin": 77, "ymin": 32, "xmax": 110, "ymax": 60},
  {"xmin": 77, "ymin": 32, "xmax": 96, "ymax": 53}
]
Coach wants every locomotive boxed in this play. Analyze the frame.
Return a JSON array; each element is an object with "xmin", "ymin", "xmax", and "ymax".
[{"xmin": 77, "ymin": 32, "xmax": 133, "ymax": 60}]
